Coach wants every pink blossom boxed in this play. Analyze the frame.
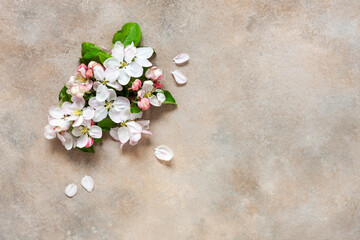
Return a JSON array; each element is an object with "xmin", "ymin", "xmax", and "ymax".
[
  {"xmin": 154, "ymin": 80, "xmax": 162, "ymax": 89},
  {"xmin": 77, "ymin": 64, "xmax": 88, "ymax": 78},
  {"xmin": 84, "ymin": 137, "xmax": 94, "ymax": 148},
  {"xmin": 137, "ymin": 98, "xmax": 150, "ymax": 110},
  {"xmin": 145, "ymin": 66, "xmax": 163, "ymax": 81},
  {"xmin": 85, "ymin": 68, "xmax": 93, "ymax": 79},
  {"xmin": 132, "ymin": 79, "xmax": 142, "ymax": 91}
]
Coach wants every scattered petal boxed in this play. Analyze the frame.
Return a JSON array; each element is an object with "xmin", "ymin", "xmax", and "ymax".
[
  {"xmin": 173, "ymin": 53, "xmax": 189, "ymax": 64},
  {"xmin": 154, "ymin": 145, "xmax": 174, "ymax": 161},
  {"xmin": 171, "ymin": 70, "xmax": 187, "ymax": 85},
  {"xmin": 81, "ymin": 175, "xmax": 94, "ymax": 192},
  {"xmin": 65, "ymin": 183, "xmax": 77, "ymax": 198}
]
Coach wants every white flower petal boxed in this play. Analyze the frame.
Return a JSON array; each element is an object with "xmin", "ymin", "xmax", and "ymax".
[
  {"xmin": 108, "ymin": 89, "xmax": 117, "ymax": 101},
  {"xmin": 103, "ymin": 57, "xmax": 121, "ymax": 69},
  {"xmin": 125, "ymin": 62, "xmax": 143, "ymax": 78},
  {"xmin": 110, "ymin": 127, "xmax": 120, "ymax": 141},
  {"xmin": 157, "ymin": 93, "xmax": 166, "ymax": 103},
  {"xmin": 65, "ymin": 183, "xmax": 77, "ymax": 198},
  {"xmin": 171, "ymin": 70, "xmax": 187, "ymax": 84},
  {"xmin": 72, "ymin": 96, "xmax": 85, "ymax": 109},
  {"xmin": 117, "ymin": 69, "xmax": 131, "ymax": 85},
  {"xmin": 62, "ymin": 102, "xmax": 73, "ymax": 115},
  {"xmin": 173, "ymin": 53, "xmax": 189, "ymax": 64},
  {"xmin": 89, "ymin": 97, "xmax": 105, "ymax": 109},
  {"xmin": 93, "ymin": 65, "xmax": 105, "ymax": 81},
  {"xmin": 118, "ymin": 127, "xmax": 130, "ymax": 144},
  {"xmin": 113, "ymin": 97, "xmax": 130, "ymax": 111},
  {"xmin": 72, "ymin": 127, "xmax": 82, "ymax": 137},
  {"xmin": 72, "ymin": 115, "xmax": 84, "ymax": 127},
  {"xmin": 135, "ymin": 58, "xmax": 152, "ymax": 67},
  {"xmin": 124, "ymin": 42, "xmax": 137, "ymax": 63},
  {"xmin": 83, "ymin": 107, "xmax": 95, "ymax": 120},
  {"xmin": 92, "ymin": 107, "xmax": 108, "ymax": 122},
  {"xmin": 154, "ymin": 145, "xmax": 174, "ymax": 161},
  {"xmin": 49, "ymin": 106, "xmax": 63, "ymax": 119},
  {"xmin": 59, "ymin": 132, "xmax": 75, "ymax": 150},
  {"xmin": 77, "ymin": 134, "xmax": 88, "ymax": 148},
  {"xmin": 137, "ymin": 47, "xmax": 154, "ymax": 59},
  {"xmin": 89, "ymin": 125, "xmax": 102, "ymax": 139},
  {"xmin": 49, "ymin": 118, "xmax": 64, "ymax": 127},
  {"xmin": 142, "ymin": 80, "xmax": 154, "ymax": 93},
  {"xmin": 107, "ymin": 81, "xmax": 123, "ymax": 91},
  {"xmin": 112, "ymin": 41, "xmax": 124, "ymax": 61},
  {"xmin": 126, "ymin": 121, "xmax": 142, "ymax": 134},
  {"xmin": 81, "ymin": 175, "xmax": 94, "ymax": 192},
  {"xmin": 149, "ymin": 95, "xmax": 161, "ymax": 107},
  {"xmin": 109, "ymin": 109, "xmax": 123, "ymax": 123},
  {"xmin": 44, "ymin": 125, "xmax": 56, "ymax": 139},
  {"xmin": 96, "ymin": 84, "xmax": 110, "ymax": 102}
]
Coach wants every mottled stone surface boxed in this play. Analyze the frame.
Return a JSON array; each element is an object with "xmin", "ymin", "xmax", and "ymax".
[{"xmin": 1, "ymin": 0, "xmax": 360, "ymax": 239}]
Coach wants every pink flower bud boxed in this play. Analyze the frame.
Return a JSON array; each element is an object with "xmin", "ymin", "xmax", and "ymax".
[
  {"xmin": 132, "ymin": 79, "xmax": 142, "ymax": 91},
  {"xmin": 88, "ymin": 61, "xmax": 98, "ymax": 69},
  {"xmin": 137, "ymin": 98, "xmax": 150, "ymax": 110},
  {"xmin": 85, "ymin": 68, "xmax": 93, "ymax": 79},
  {"xmin": 154, "ymin": 80, "xmax": 162, "ymax": 89},
  {"xmin": 84, "ymin": 137, "xmax": 94, "ymax": 148},
  {"xmin": 77, "ymin": 64, "xmax": 88, "ymax": 78},
  {"xmin": 145, "ymin": 66, "xmax": 163, "ymax": 81}
]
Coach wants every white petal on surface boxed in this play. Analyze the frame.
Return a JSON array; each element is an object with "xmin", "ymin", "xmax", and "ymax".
[
  {"xmin": 65, "ymin": 183, "xmax": 77, "ymax": 198},
  {"xmin": 81, "ymin": 175, "xmax": 94, "ymax": 192},
  {"xmin": 89, "ymin": 125, "xmax": 102, "ymax": 139},
  {"xmin": 110, "ymin": 127, "xmax": 120, "ymax": 141},
  {"xmin": 125, "ymin": 62, "xmax": 143, "ymax": 78},
  {"xmin": 89, "ymin": 97, "xmax": 105, "ymax": 109},
  {"xmin": 96, "ymin": 84, "xmax": 110, "ymax": 102},
  {"xmin": 117, "ymin": 70, "xmax": 131, "ymax": 85},
  {"xmin": 118, "ymin": 127, "xmax": 130, "ymax": 144},
  {"xmin": 173, "ymin": 53, "xmax": 190, "ymax": 64},
  {"xmin": 171, "ymin": 70, "xmax": 187, "ymax": 84},
  {"xmin": 83, "ymin": 107, "xmax": 95, "ymax": 120},
  {"xmin": 49, "ymin": 106, "xmax": 63, "ymax": 119},
  {"xmin": 92, "ymin": 107, "xmax": 108, "ymax": 122},
  {"xmin": 137, "ymin": 47, "xmax": 154, "ymax": 59},
  {"xmin": 135, "ymin": 58, "xmax": 152, "ymax": 67},
  {"xmin": 77, "ymin": 134, "xmax": 88, "ymax": 148},
  {"xmin": 154, "ymin": 145, "xmax": 174, "ymax": 161},
  {"xmin": 103, "ymin": 57, "xmax": 121, "ymax": 69},
  {"xmin": 107, "ymin": 81, "xmax": 123, "ymax": 91}
]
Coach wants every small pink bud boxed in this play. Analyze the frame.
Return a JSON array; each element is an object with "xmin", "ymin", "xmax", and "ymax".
[
  {"xmin": 90, "ymin": 120, "xmax": 94, "ymax": 126},
  {"xmin": 88, "ymin": 61, "xmax": 98, "ymax": 69},
  {"xmin": 145, "ymin": 66, "xmax": 163, "ymax": 81},
  {"xmin": 77, "ymin": 64, "xmax": 88, "ymax": 78},
  {"xmin": 154, "ymin": 80, "xmax": 162, "ymax": 89},
  {"xmin": 85, "ymin": 68, "xmax": 93, "ymax": 79},
  {"xmin": 132, "ymin": 79, "xmax": 142, "ymax": 91},
  {"xmin": 137, "ymin": 98, "xmax": 150, "ymax": 110},
  {"xmin": 84, "ymin": 137, "xmax": 94, "ymax": 148}
]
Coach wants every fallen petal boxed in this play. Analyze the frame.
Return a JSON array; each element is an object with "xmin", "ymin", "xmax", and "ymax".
[
  {"xmin": 81, "ymin": 175, "xmax": 94, "ymax": 192},
  {"xmin": 173, "ymin": 53, "xmax": 189, "ymax": 64},
  {"xmin": 171, "ymin": 70, "xmax": 187, "ymax": 85},
  {"xmin": 65, "ymin": 183, "xmax": 77, "ymax": 198},
  {"xmin": 154, "ymin": 145, "xmax": 174, "ymax": 161}
]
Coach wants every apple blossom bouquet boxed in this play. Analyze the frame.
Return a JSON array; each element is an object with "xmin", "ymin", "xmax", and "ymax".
[{"xmin": 44, "ymin": 22, "xmax": 176, "ymax": 153}]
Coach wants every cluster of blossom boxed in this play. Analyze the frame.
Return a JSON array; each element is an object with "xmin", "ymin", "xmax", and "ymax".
[{"xmin": 45, "ymin": 41, "xmax": 173, "ymax": 152}]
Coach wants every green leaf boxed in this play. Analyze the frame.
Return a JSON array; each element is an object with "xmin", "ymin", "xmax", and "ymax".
[
  {"xmin": 112, "ymin": 22, "xmax": 142, "ymax": 47},
  {"xmin": 77, "ymin": 146, "xmax": 95, "ymax": 153},
  {"xmin": 83, "ymin": 91, "xmax": 95, "ymax": 101},
  {"xmin": 130, "ymin": 102, "xmax": 142, "ymax": 113},
  {"xmin": 162, "ymin": 90, "xmax": 177, "ymax": 105},
  {"xmin": 98, "ymin": 52, "xmax": 112, "ymax": 64},
  {"xmin": 81, "ymin": 42, "xmax": 108, "ymax": 64},
  {"xmin": 93, "ymin": 138, "xmax": 102, "ymax": 142},
  {"xmin": 116, "ymin": 87, "xmax": 129, "ymax": 98},
  {"xmin": 58, "ymin": 86, "xmax": 72, "ymax": 104},
  {"xmin": 97, "ymin": 118, "xmax": 117, "ymax": 131}
]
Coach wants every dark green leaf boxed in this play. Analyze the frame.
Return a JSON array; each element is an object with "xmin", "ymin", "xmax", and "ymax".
[
  {"xmin": 116, "ymin": 87, "xmax": 129, "ymax": 98},
  {"xmin": 81, "ymin": 42, "xmax": 108, "ymax": 64},
  {"xmin": 93, "ymin": 138, "xmax": 102, "ymax": 142},
  {"xmin": 58, "ymin": 86, "xmax": 72, "ymax": 104},
  {"xmin": 112, "ymin": 22, "xmax": 142, "ymax": 47},
  {"xmin": 98, "ymin": 52, "xmax": 112, "ymax": 65},
  {"xmin": 97, "ymin": 118, "xmax": 117, "ymax": 131},
  {"xmin": 162, "ymin": 90, "xmax": 177, "ymax": 105},
  {"xmin": 81, "ymin": 42, "xmax": 102, "ymax": 56},
  {"xmin": 77, "ymin": 146, "xmax": 95, "ymax": 153},
  {"xmin": 130, "ymin": 102, "xmax": 142, "ymax": 113}
]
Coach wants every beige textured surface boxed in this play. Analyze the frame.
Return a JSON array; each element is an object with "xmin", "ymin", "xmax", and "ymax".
[{"xmin": 1, "ymin": 0, "xmax": 360, "ymax": 239}]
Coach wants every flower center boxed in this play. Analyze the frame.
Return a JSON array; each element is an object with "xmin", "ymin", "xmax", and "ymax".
[
  {"xmin": 76, "ymin": 76, "xmax": 87, "ymax": 83},
  {"xmin": 73, "ymin": 109, "xmax": 83, "ymax": 116},
  {"xmin": 105, "ymin": 100, "xmax": 113, "ymax": 110},
  {"xmin": 120, "ymin": 62, "xmax": 127, "ymax": 68},
  {"xmin": 144, "ymin": 92, "xmax": 152, "ymax": 98},
  {"xmin": 102, "ymin": 79, "xmax": 108, "ymax": 85},
  {"xmin": 81, "ymin": 127, "xmax": 88, "ymax": 135}
]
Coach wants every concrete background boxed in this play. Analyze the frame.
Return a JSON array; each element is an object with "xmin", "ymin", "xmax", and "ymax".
[{"xmin": 1, "ymin": 0, "xmax": 360, "ymax": 239}]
